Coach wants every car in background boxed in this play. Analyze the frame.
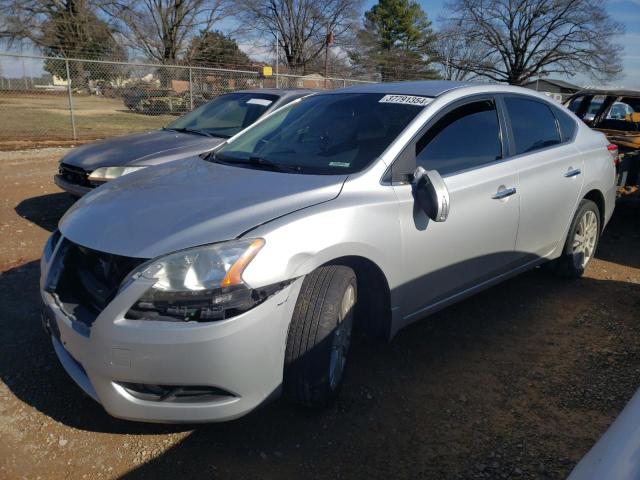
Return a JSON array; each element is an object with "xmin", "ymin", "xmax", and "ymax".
[
  {"xmin": 569, "ymin": 98, "xmax": 635, "ymax": 123},
  {"xmin": 54, "ymin": 88, "xmax": 314, "ymax": 197},
  {"xmin": 41, "ymin": 81, "xmax": 617, "ymax": 422},
  {"xmin": 566, "ymin": 90, "xmax": 640, "ymax": 190}
]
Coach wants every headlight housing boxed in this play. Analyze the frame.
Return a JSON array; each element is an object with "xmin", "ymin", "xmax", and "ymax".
[
  {"xmin": 87, "ymin": 165, "xmax": 147, "ymax": 182},
  {"xmin": 126, "ymin": 239, "xmax": 285, "ymax": 322}
]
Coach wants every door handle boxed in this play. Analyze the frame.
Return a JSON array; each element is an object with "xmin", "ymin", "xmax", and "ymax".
[
  {"xmin": 564, "ymin": 168, "xmax": 582, "ymax": 178},
  {"xmin": 492, "ymin": 187, "xmax": 517, "ymax": 199}
]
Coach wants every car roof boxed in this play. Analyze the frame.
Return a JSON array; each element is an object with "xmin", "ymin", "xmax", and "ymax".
[
  {"xmin": 322, "ymin": 80, "xmax": 474, "ymax": 97},
  {"xmin": 233, "ymin": 88, "xmax": 317, "ymax": 99}
]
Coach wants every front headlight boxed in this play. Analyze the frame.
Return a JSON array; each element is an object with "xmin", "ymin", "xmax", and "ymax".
[
  {"xmin": 87, "ymin": 165, "xmax": 147, "ymax": 182},
  {"xmin": 126, "ymin": 239, "xmax": 284, "ymax": 322}
]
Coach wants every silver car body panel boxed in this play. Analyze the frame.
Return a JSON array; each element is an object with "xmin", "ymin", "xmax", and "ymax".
[
  {"xmin": 59, "ymin": 158, "xmax": 347, "ymax": 258},
  {"xmin": 569, "ymin": 387, "xmax": 640, "ymax": 480},
  {"xmin": 42, "ymin": 81, "xmax": 616, "ymax": 422}
]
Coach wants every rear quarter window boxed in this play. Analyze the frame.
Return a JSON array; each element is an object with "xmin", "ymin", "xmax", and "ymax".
[
  {"xmin": 504, "ymin": 97, "xmax": 561, "ymax": 155},
  {"xmin": 553, "ymin": 107, "xmax": 578, "ymax": 142}
]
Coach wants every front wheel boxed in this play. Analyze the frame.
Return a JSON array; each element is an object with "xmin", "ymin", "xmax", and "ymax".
[
  {"xmin": 551, "ymin": 199, "xmax": 601, "ymax": 278},
  {"xmin": 283, "ymin": 265, "xmax": 356, "ymax": 407}
]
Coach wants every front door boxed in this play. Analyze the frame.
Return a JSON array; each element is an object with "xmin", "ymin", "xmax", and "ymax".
[{"xmin": 392, "ymin": 98, "xmax": 521, "ymax": 324}]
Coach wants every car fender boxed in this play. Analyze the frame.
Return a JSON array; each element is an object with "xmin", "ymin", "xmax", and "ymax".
[{"xmin": 241, "ymin": 187, "xmax": 402, "ymax": 311}]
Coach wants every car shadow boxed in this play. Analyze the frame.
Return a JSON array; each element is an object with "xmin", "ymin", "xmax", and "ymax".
[
  {"xmin": 14, "ymin": 192, "xmax": 76, "ymax": 233},
  {"xmin": 595, "ymin": 195, "xmax": 640, "ymax": 270}
]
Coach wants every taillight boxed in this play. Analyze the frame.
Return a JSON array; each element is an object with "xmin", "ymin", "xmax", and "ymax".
[{"xmin": 607, "ymin": 143, "xmax": 619, "ymax": 166}]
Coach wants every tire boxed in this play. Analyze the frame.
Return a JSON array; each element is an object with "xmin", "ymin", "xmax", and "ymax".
[
  {"xmin": 283, "ymin": 265, "xmax": 357, "ymax": 407},
  {"xmin": 551, "ymin": 199, "xmax": 601, "ymax": 278}
]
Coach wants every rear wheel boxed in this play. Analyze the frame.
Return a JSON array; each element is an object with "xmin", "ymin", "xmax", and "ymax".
[
  {"xmin": 283, "ymin": 265, "xmax": 356, "ymax": 407},
  {"xmin": 551, "ymin": 199, "xmax": 601, "ymax": 278}
]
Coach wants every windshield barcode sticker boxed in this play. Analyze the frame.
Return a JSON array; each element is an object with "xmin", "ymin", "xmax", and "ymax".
[{"xmin": 379, "ymin": 94, "xmax": 432, "ymax": 106}]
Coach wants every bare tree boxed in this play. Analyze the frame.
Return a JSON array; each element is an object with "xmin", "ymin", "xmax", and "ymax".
[
  {"xmin": 442, "ymin": 0, "xmax": 624, "ymax": 84},
  {"xmin": 101, "ymin": 0, "xmax": 229, "ymax": 65},
  {"xmin": 433, "ymin": 21, "xmax": 487, "ymax": 81},
  {"xmin": 237, "ymin": 0, "xmax": 363, "ymax": 73}
]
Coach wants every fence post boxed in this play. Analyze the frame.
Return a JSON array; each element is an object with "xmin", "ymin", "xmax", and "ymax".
[
  {"xmin": 189, "ymin": 66, "xmax": 194, "ymax": 110},
  {"xmin": 343, "ymin": 78, "xmax": 347, "ymax": 88},
  {"xmin": 65, "ymin": 58, "xmax": 77, "ymax": 141}
]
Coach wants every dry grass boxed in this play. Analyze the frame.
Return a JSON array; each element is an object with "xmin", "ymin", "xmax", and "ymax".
[{"xmin": 0, "ymin": 94, "xmax": 176, "ymax": 148}]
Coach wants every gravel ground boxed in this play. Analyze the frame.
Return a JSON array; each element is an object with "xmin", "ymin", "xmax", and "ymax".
[{"xmin": 1, "ymin": 148, "xmax": 639, "ymax": 480}]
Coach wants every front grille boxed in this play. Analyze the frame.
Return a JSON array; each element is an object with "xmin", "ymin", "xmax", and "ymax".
[
  {"xmin": 48, "ymin": 239, "xmax": 146, "ymax": 327},
  {"xmin": 59, "ymin": 163, "xmax": 93, "ymax": 188}
]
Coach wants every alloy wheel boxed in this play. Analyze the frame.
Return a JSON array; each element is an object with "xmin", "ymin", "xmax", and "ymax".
[{"xmin": 572, "ymin": 210, "xmax": 598, "ymax": 268}]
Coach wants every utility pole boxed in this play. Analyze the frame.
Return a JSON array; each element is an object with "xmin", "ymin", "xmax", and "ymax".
[
  {"xmin": 324, "ymin": 29, "xmax": 334, "ymax": 89},
  {"xmin": 275, "ymin": 32, "xmax": 279, "ymax": 88}
]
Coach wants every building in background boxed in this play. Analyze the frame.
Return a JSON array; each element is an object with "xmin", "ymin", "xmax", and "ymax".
[{"xmin": 522, "ymin": 78, "xmax": 582, "ymax": 102}]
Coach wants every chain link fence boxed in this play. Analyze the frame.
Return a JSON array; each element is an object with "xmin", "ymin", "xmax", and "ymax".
[{"xmin": 0, "ymin": 52, "xmax": 374, "ymax": 149}]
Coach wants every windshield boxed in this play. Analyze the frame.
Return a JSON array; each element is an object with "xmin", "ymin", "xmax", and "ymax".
[
  {"xmin": 212, "ymin": 93, "xmax": 426, "ymax": 174},
  {"xmin": 166, "ymin": 92, "xmax": 278, "ymax": 138}
]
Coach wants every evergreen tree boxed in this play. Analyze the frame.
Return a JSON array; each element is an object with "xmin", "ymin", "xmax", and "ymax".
[
  {"xmin": 39, "ymin": 1, "xmax": 126, "ymax": 86},
  {"xmin": 187, "ymin": 31, "xmax": 252, "ymax": 68},
  {"xmin": 351, "ymin": 0, "xmax": 439, "ymax": 81}
]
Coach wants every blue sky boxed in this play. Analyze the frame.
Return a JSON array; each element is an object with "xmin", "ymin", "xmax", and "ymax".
[
  {"xmin": 362, "ymin": 0, "xmax": 640, "ymax": 88},
  {"xmin": 2, "ymin": 0, "xmax": 638, "ymax": 88}
]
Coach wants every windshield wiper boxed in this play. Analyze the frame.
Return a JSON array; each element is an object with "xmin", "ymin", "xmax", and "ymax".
[
  {"xmin": 212, "ymin": 154, "xmax": 303, "ymax": 173},
  {"xmin": 163, "ymin": 127, "xmax": 212, "ymax": 137}
]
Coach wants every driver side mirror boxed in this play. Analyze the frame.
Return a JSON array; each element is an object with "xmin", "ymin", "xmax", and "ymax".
[{"xmin": 412, "ymin": 167, "xmax": 450, "ymax": 222}]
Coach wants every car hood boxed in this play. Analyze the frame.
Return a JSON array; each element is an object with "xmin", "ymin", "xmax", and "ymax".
[
  {"xmin": 59, "ymin": 158, "xmax": 347, "ymax": 258},
  {"xmin": 60, "ymin": 129, "xmax": 225, "ymax": 169}
]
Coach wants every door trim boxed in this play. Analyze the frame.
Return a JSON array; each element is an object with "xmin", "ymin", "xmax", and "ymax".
[{"xmin": 401, "ymin": 255, "xmax": 545, "ymax": 325}]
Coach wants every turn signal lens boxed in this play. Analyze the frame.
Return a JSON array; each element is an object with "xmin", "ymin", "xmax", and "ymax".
[{"xmin": 220, "ymin": 238, "xmax": 265, "ymax": 287}]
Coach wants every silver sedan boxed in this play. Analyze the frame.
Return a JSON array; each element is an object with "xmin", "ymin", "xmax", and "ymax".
[{"xmin": 40, "ymin": 81, "xmax": 617, "ymax": 422}]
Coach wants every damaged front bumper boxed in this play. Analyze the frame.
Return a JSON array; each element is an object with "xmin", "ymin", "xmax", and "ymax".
[{"xmin": 39, "ymin": 235, "xmax": 302, "ymax": 423}]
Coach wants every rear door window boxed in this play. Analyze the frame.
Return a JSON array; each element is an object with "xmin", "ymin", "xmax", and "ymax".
[
  {"xmin": 415, "ymin": 99, "xmax": 502, "ymax": 175},
  {"xmin": 504, "ymin": 97, "xmax": 560, "ymax": 155}
]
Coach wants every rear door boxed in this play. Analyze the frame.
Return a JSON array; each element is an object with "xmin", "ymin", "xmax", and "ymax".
[
  {"xmin": 502, "ymin": 95, "xmax": 584, "ymax": 258},
  {"xmin": 392, "ymin": 96, "xmax": 521, "ymax": 321}
]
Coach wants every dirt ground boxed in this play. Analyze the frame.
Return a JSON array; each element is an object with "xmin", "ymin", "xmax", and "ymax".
[{"xmin": 1, "ymin": 148, "xmax": 639, "ymax": 480}]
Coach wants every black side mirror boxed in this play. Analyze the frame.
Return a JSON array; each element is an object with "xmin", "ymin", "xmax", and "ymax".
[{"xmin": 412, "ymin": 167, "xmax": 450, "ymax": 222}]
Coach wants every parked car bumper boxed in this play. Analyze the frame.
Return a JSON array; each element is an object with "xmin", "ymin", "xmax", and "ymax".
[
  {"xmin": 39, "ymin": 250, "xmax": 302, "ymax": 423},
  {"xmin": 54, "ymin": 174, "xmax": 92, "ymax": 197}
]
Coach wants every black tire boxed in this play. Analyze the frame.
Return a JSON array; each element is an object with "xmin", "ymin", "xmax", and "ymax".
[
  {"xmin": 283, "ymin": 265, "xmax": 357, "ymax": 407},
  {"xmin": 550, "ymin": 199, "xmax": 601, "ymax": 278}
]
